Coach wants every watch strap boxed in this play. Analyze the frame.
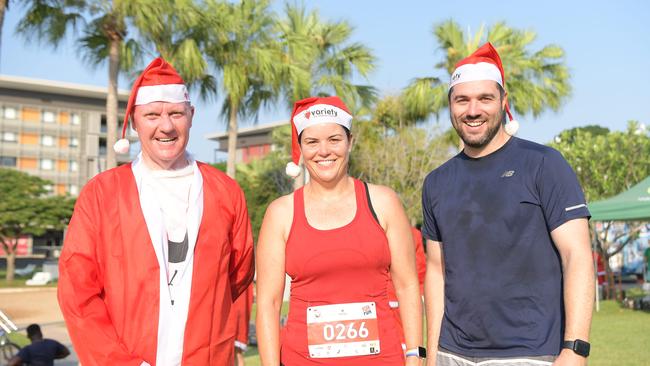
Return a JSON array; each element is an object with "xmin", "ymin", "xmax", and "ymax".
[
  {"xmin": 562, "ymin": 339, "xmax": 590, "ymax": 357},
  {"xmin": 405, "ymin": 346, "xmax": 427, "ymax": 359}
]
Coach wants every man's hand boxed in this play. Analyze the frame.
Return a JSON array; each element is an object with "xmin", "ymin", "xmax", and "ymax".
[{"xmin": 552, "ymin": 349, "xmax": 587, "ymax": 366}]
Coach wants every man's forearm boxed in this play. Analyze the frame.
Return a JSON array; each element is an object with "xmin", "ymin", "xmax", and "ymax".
[
  {"xmin": 424, "ymin": 240, "xmax": 445, "ymax": 365},
  {"xmin": 562, "ymin": 251, "xmax": 595, "ymax": 341},
  {"xmin": 424, "ymin": 268, "xmax": 444, "ymax": 355}
]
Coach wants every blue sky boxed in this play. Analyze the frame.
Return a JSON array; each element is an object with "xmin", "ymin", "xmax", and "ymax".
[{"xmin": 2, "ymin": 0, "xmax": 648, "ymax": 163}]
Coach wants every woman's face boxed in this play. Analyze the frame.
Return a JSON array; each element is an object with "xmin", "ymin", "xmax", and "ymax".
[{"xmin": 299, "ymin": 123, "xmax": 352, "ymax": 184}]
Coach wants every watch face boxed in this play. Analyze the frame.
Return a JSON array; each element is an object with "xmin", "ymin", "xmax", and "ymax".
[
  {"xmin": 574, "ymin": 340, "xmax": 591, "ymax": 357},
  {"xmin": 418, "ymin": 346, "xmax": 427, "ymax": 358}
]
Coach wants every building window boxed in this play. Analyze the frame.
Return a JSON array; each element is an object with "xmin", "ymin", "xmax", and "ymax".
[
  {"xmin": 100, "ymin": 115, "xmax": 107, "ymax": 133},
  {"xmin": 68, "ymin": 184, "xmax": 79, "ymax": 195},
  {"xmin": 69, "ymin": 137, "xmax": 79, "ymax": 148},
  {"xmin": 3, "ymin": 107, "xmax": 17, "ymax": 119},
  {"xmin": 42, "ymin": 111, "xmax": 56, "ymax": 123},
  {"xmin": 40, "ymin": 159, "xmax": 54, "ymax": 170},
  {"xmin": 2, "ymin": 132, "xmax": 17, "ymax": 142},
  {"xmin": 69, "ymin": 160, "xmax": 79, "ymax": 172},
  {"xmin": 71, "ymin": 113, "xmax": 81, "ymax": 125},
  {"xmin": 99, "ymin": 138, "xmax": 107, "ymax": 156},
  {"xmin": 41, "ymin": 135, "xmax": 55, "ymax": 147},
  {"xmin": 0, "ymin": 156, "xmax": 17, "ymax": 167}
]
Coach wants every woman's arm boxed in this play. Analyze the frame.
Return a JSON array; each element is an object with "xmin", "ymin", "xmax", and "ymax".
[
  {"xmin": 369, "ymin": 184, "xmax": 423, "ymax": 365},
  {"xmin": 256, "ymin": 196, "xmax": 292, "ymax": 366}
]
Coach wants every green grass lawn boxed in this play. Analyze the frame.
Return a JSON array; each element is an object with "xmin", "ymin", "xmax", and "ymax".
[
  {"xmin": 590, "ymin": 300, "xmax": 649, "ymax": 366},
  {"xmin": 245, "ymin": 300, "xmax": 650, "ymax": 365}
]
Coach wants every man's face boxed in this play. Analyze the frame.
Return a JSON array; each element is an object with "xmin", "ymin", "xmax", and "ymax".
[
  {"xmin": 132, "ymin": 101, "xmax": 193, "ymax": 170},
  {"xmin": 449, "ymin": 80, "xmax": 507, "ymax": 151}
]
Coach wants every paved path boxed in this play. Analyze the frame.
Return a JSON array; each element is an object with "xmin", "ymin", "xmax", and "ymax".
[{"xmin": 0, "ymin": 287, "xmax": 79, "ymax": 365}]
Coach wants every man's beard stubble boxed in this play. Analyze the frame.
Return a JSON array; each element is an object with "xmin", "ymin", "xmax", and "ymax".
[{"xmin": 453, "ymin": 108, "xmax": 506, "ymax": 149}]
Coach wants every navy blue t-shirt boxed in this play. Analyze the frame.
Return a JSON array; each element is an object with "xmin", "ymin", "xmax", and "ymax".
[
  {"xmin": 17, "ymin": 339, "xmax": 67, "ymax": 366},
  {"xmin": 422, "ymin": 137, "xmax": 590, "ymax": 358}
]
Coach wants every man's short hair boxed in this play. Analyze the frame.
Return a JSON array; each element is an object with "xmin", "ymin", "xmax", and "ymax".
[{"xmin": 26, "ymin": 323, "xmax": 42, "ymax": 339}]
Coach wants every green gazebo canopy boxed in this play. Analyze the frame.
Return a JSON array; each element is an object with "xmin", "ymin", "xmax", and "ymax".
[{"xmin": 588, "ymin": 176, "xmax": 650, "ymax": 221}]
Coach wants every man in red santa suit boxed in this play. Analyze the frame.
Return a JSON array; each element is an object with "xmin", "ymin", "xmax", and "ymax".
[{"xmin": 57, "ymin": 57, "xmax": 255, "ymax": 366}]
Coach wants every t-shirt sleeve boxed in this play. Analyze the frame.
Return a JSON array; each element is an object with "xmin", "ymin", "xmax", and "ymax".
[
  {"xmin": 55, "ymin": 340, "xmax": 68, "ymax": 355},
  {"xmin": 537, "ymin": 148, "xmax": 591, "ymax": 232},
  {"xmin": 421, "ymin": 174, "xmax": 442, "ymax": 242},
  {"xmin": 17, "ymin": 346, "xmax": 31, "ymax": 362}
]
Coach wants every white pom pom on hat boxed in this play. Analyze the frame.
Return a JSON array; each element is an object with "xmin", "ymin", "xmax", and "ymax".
[
  {"xmin": 113, "ymin": 138, "xmax": 130, "ymax": 154},
  {"xmin": 505, "ymin": 119, "xmax": 519, "ymax": 136},
  {"xmin": 285, "ymin": 162, "xmax": 302, "ymax": 178}
]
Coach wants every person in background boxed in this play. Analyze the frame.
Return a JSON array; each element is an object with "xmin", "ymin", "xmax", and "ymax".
[
  {"xmin": 227, "ymin": 284, "xmax": 255, "ymax": 366},
  {"xmin": 8, "ymin": 324, "xmax": 70, "ymax": 366}
]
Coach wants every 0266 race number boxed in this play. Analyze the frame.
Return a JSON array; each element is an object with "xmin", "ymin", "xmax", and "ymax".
[{"xmin": 322, "ymin": 321, "xmax": 370, "ymax": 341}]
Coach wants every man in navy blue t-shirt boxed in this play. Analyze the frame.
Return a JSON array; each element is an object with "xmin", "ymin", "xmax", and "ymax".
[
  {"xmin": 422, "ymin": 43, "xmax": 594, "ymax": 366},
  {"xmin": 8, "ymin": 324, "xmax": 70, "ymax": 366}
]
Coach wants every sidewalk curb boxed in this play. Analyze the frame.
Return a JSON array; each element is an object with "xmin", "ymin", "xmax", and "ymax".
[{"xmin": 0, "ymin": 287, "xmax": 57, "ymax": 294}]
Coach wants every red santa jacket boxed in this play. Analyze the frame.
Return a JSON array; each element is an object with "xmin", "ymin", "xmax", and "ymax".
[{"xmin": 58, "ymin": 162, "xmax": 254, "ymax": 365}]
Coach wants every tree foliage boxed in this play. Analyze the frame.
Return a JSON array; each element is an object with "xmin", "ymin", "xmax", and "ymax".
[
  {"xmin": 213, "ymin": 126, "xmax": 293, "ymax": 239},
  {"xmin": 350, "ymin": 120, "xmax": 454, "ymax": 224},
  {"xmin": 0, "ymin": 169, "xmax": 75, "ymax": 282},
  {"xmin": 275, "ymin": 3, "xmax": 377, "ymax": 113},
  {"xmin": 549, "ymin": 121, "xmax": 650, "ymax": 202},
  {"xmin": 403, "ymin": 20, "xmax": 571, "ymax": 123},
  {"xmin": 201, "ymin": 0, "xmax": 283, "ymax": 179},
  {"xmin": 549, "ymin": 121, "xmax": 650, "ymax": 299}
]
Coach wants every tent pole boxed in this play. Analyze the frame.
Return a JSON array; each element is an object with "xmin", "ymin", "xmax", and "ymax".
[{"xmin": 592, "ymin": 226, "xmax": 600, "ymax": 312}]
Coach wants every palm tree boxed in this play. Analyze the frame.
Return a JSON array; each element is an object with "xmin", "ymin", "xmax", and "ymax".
[
  {"xmin": 276, "ymin": 3, "xmax": 377, "ymax": 113},
  {"xmin": 403, "ymin": 20, "xmax": 571, "ymax": 122},
  {"xmin": 130, "ymin": 0, "xmax": 215, "ymax": 97},
  {"xmin": 15, "ymin": 0, "xmax": 210, "ymax": 170},
  {"xmin": 15, "ymin": 0, "xmax": 158, "ymax": 170},
  {"xmin": 202, "ymin": 0, "xmax": 283, "ymax": 179},
  {"xmin": 0, "ymin": 0, "xmax": 10, "ymax": 68}
]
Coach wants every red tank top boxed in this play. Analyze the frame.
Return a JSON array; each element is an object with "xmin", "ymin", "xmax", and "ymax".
[{"xmin": 281, "ymin": 179, "xmax": 404, "ymax": 365}]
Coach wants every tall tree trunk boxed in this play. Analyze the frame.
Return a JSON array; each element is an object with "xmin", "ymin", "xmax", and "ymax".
[
  {"xmin": 0, "ymin": 0, "xmax": 7, "ymax": 71},
  {"xmin": 106, "ymin": 38, "xmax": 120, "ymax": 170},
  {"xmin": 226, "ymin": 104, "xmax": 239, "ymax": 179},
  {"xmin": 602, "ymin": 250, "xmax": 623, "ymax": 300},
  {"xmin": 5, "ymin": 246, "xmax": 15, "ymax": 283}
]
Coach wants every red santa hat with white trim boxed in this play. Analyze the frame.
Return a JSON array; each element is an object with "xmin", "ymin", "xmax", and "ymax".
[
  {"xmin": 449, "ymin": 42, "xmax": 519, "ymax": 135},
  {"xmin": 113, "ymin": 57, "xmax": 190, "ymax": 154},
  {"xmin": 285, "ymin": 96, "xmax": 353, "ymax": 178}
]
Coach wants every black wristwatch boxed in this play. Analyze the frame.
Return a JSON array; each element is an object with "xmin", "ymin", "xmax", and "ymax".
[
  {"xmin": 405, "ymin": 346, "xmax": 427, "ymax": 359},
  {"xmin": 562, "ymin": 339, "xmax": 590, "ymax": 357}
]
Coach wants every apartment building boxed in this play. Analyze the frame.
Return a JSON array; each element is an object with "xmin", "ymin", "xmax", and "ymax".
[
  {"xmin": 206, "ymin": 120, "xmax": 288, "ymax": 164},
  {"xmin": 0, "ymin": 75, "xmax": 133, "ymax": 197},
  {"xmin": 0, "ymin": 75, "xmax": 134, "ymax": 257}
]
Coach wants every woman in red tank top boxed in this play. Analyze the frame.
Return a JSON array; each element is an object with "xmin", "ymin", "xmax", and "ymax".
[{"xmin": 256, "ymin": 96, "xmax": 423, "ymax": 366}]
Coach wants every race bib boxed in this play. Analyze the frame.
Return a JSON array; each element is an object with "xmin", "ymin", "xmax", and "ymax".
[{"xmin": 307, "ymin": 301, "xmax": 380, "ymax": 358}]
